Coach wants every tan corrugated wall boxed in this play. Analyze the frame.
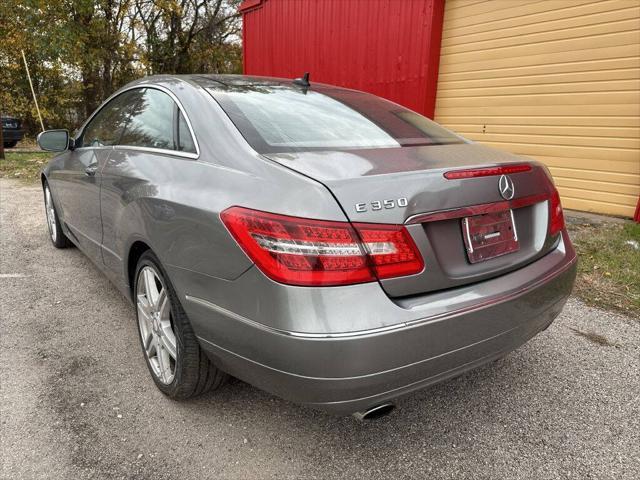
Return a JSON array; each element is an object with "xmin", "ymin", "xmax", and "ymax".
[{"xmin": 435, "ymin": 0, "xmax": 640, "ymax": 217}]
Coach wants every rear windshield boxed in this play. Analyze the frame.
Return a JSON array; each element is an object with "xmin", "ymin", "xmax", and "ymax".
[{"xmin": 208, "ymin": 86, "xmax": 465, "ymax": 153}]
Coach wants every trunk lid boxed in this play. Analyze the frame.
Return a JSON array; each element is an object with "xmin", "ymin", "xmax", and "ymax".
[{"xmin": 265, "ymin": 143, "xmax": 559, "ymax": 297}]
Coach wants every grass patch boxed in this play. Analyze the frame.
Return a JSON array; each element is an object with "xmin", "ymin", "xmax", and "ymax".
[
  {"xmin": 567, "ymin": 219, "xmax": 640, "ymax": 318},
  {"xmin": 0, "ymin": 151, "xmax": 53, "ymax": 182}
]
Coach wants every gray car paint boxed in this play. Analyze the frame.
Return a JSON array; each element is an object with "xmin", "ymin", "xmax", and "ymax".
[
  {"xmin": 266, "ymin": 145, "xmax": 560, "ymax": 297},
  {"xmin": 42, "ymin": 74, "xmax": 577, "ymax": 415}
]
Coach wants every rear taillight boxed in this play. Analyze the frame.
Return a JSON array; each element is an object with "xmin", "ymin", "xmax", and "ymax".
[
  {"xmin": 354, "ymin": 223, "xmax": 424, "ymax": 280},
  {"xmin": 220, "ymin": 207, "xmax": 423, "ymax": 286},
  {"xmin": 549, "ymin": 188, "xmax": 565, "ymax": 235}
]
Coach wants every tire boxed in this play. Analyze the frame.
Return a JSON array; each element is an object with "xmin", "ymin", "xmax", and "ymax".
[
  {"xmin": 4, "ymin": 141, "xmax": 17, "ymax": 148},
  {"xmin": 43, "ymin": 182, "xmax": 72, "ymax": 248},
  {"xmin": 134, "ymin": 250, "xmax": 227, "ymax": 399}
]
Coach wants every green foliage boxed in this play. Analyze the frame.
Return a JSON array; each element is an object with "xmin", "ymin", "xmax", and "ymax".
[
  {"xmin": 0, "ymin": 0, "xmax": 242, "ymax": 135},
  {"xmin": 570, "ymin": 220, "xmax": 640, "ymax": 318},
  {"xmin": 0, "ymin": 151, "xmax": 54, "ymax": 182}
]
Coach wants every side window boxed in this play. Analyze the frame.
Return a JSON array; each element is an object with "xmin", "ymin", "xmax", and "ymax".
[
  {"xmin": 120, "ymin": 89, "xmax": 177, "ymax": 150},
  {"xmin": 177, "ymin": 111, "xmax": 196, "ymax": 153},
  {"xmin": 80, "ymin": 89, "xmax": 142, "ymax": 147}
]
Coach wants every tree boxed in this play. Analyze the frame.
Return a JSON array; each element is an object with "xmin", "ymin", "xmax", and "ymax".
[
  {"xmin": 0, "ymin": 0, "xmax": 82, "ymax": 132},
  {"xmin": 133, "ymin": 0, "xmax": 241, "ymax": 75},
  {"xmin": 0, "ymin": 0, "xmax": 242, "ymax": 135}
]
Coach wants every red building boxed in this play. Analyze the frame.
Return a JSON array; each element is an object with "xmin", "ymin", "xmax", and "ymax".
[
  {"xmin": 240, "ymin": 0, "xmax": 444, "ymax": 119},
  {"xmin": 240, "ymin": 0, "xmax": 640, "ymax": 220}
]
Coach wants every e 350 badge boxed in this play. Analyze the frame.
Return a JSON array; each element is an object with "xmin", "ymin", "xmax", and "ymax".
[{"xmin": 355, "ymin": 197, "xmax": 408, "ymax": 213}]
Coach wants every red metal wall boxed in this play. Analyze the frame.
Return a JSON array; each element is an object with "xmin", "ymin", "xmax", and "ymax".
[{"xmin": 240, "ymin": 0, "xmax": 445, "ymax": 118}]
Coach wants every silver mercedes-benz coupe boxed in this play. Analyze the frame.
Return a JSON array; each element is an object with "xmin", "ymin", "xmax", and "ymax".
[{"xmin": 38, "ymin": 75, "xmax": 577, "ymax": 419}]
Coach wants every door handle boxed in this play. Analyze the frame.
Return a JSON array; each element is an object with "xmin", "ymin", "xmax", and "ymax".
[{"xmin": 84, "ymin": 165, "xmax": 98, "ymax": 176}]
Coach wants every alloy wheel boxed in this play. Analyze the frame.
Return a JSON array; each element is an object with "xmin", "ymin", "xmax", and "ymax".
[
  {"xmin": 44, "ymin": 186, "xmax": 57, "ymax": 242},
  {"xmin": 137, "ymin": 265, "xmax": 178, "ymax": 384}
]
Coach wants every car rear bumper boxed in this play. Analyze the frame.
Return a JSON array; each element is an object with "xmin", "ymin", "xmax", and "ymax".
[
  {"xmin": 182, "ymin": 231, "xmax": 577, "ymax": 415},
  {"xmin": 3, "ymin": 129, "xmax": 24, "ymax": 142}
]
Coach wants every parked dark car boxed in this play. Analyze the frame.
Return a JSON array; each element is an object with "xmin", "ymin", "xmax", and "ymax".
[
  {"xmin": 2, "ymin": 116, "xmax": 24, "ymax": 148},
  {"xmin": 37, "ymin": 75, "xmax": 577, "ymax": 419}
]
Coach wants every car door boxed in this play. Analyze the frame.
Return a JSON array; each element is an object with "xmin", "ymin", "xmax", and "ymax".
[
  {"xmin": 100, "ymin": 87, "xmax": 199, "ymax": 280},
  {"xmin": 55, "ymin": 89, "xmax": 142, "ymax": 261}
]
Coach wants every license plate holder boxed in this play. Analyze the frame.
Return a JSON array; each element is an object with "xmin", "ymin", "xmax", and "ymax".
[{"xmin": 461, "ymin": 210, "xmax": 519, "ymax": 264}]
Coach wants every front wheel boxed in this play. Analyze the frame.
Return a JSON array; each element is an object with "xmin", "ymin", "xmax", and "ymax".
[
  {"xmin": 134, "ymin": 251, "xmax": 227, "ymax": 399},
  {"xmin": 43, "ymin": 182, "xmax": 71, "ymax": 248}
]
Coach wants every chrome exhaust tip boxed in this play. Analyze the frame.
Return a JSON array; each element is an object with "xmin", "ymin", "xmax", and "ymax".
[{"xmin": 353, "ymin": 403, "xmax": 396, "ymax": 421}]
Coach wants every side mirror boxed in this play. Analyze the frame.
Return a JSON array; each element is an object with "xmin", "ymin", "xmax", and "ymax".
[{"xmin": 37, "ymin": 129, "xmax": 71, "ymax": 152}]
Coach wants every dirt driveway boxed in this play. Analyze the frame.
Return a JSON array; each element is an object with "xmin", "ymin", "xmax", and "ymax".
[{"xmin": 1, "ymin": 179, "xmax": 639, "ymax": 479}]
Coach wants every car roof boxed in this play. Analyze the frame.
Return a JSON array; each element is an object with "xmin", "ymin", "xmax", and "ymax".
[
  {"xmin": 191, "ymin": 74, "xmax": 295, "ymax": 88},
  {"xmin": 133, "ymin": 74, "xmax": 356, "ymax": 95}
]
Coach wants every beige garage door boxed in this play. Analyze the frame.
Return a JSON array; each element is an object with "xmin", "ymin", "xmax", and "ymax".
[{"xmin": 435, "ymin": 0, "xmax": 640, "ymax": 217}]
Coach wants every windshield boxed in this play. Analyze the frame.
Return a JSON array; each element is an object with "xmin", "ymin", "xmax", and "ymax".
[{"xmin": 208, "ymin": 85, "xmax": 465, "ymax": 153}]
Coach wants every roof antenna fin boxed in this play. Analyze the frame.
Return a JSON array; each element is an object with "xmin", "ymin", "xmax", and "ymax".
[{"xmin": 293, "ymin": 72, "xmax": 310, "ymax": 88}]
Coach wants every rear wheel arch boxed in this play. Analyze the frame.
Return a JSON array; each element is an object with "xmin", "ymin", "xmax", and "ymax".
[{"xmin": 127, "ymin": 241, "xmax": 151, "ymax": 296}]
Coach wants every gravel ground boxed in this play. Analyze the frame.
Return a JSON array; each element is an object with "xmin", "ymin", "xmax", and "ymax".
[{"xmin": 1, "ymin": 179, "xmax": 639, "ymax": 480}]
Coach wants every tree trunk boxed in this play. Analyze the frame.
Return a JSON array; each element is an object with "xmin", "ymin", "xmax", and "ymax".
[
  {"xmin": 102, "ymin": 0, "xmax": 114, "ymax": 98},
  {"xmin": 103, "ymin": 56, "xmax": 113, "ymax": 99},
  {"xmin": 81, "ymin": 67, "xmax": 101, "ymax": 118}
]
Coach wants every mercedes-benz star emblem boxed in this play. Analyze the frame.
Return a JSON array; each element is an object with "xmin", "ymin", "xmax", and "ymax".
[{"xmin": 498, "ymin": 174, "xmax": 515, "ymax": 200}]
